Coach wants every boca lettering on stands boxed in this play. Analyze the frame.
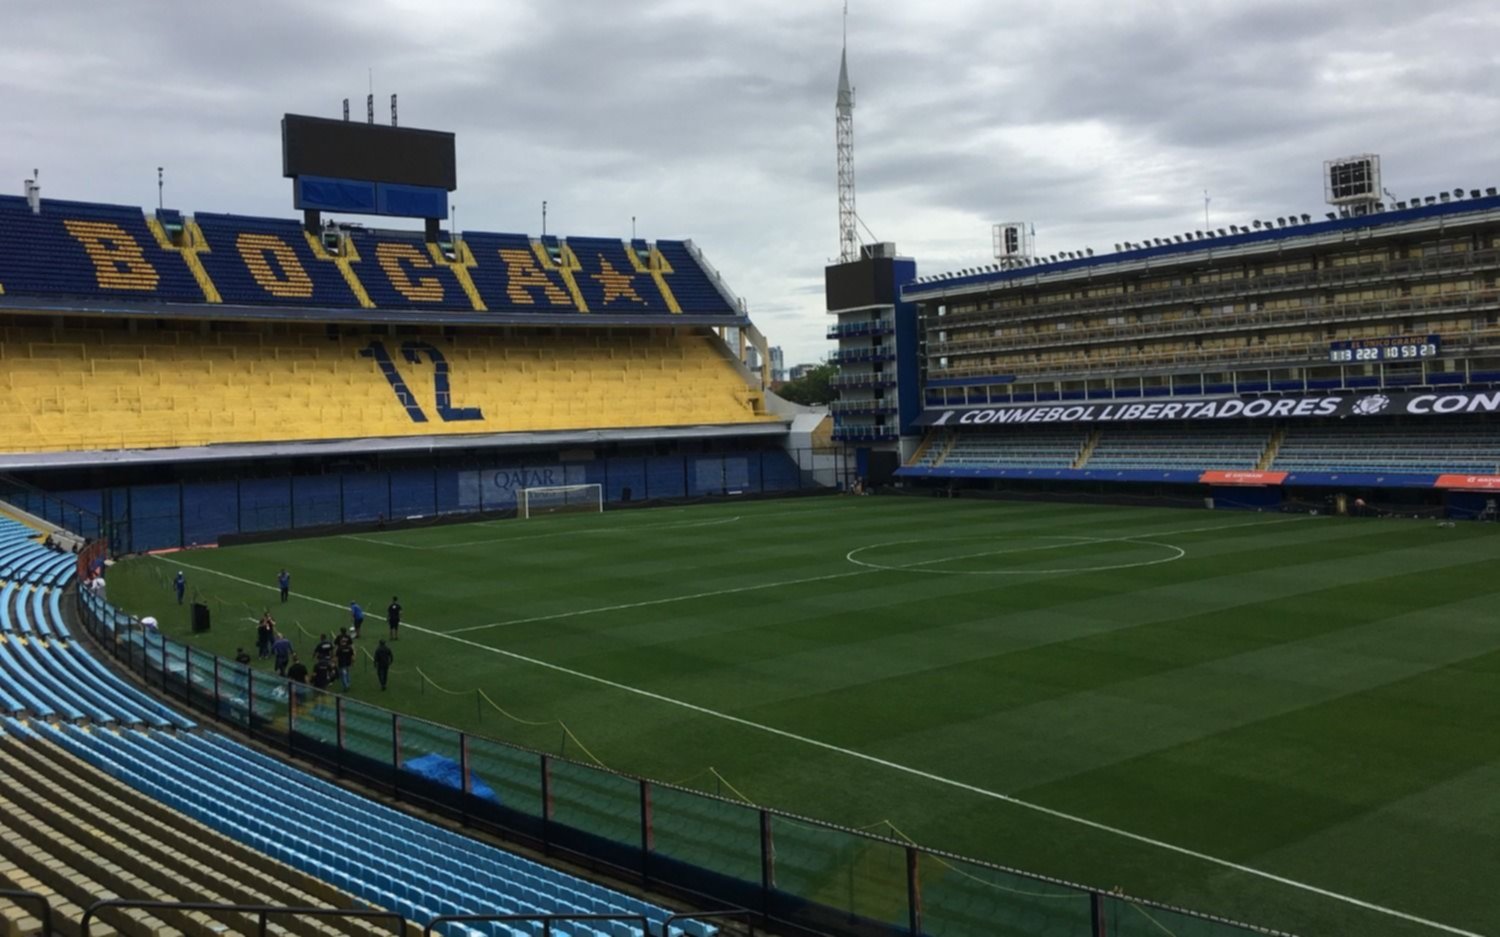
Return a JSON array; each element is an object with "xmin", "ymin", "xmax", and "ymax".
[{"xmin": 920, "ymin": 390, "xmax": 1500, "ymax": 427}]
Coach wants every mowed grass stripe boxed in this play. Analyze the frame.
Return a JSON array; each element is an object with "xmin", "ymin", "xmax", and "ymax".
[{"xmin": 109, "ymin": 499, "xmax": 1500, "ymax": 937}]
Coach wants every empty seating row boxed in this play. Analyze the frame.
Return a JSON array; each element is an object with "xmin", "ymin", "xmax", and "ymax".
[
  {"xmin": 1274, "ymin": 423, "xmax": 1500, "ymax": 474},
  {"xmin": 932, "ymin": 430, "xmax": 1088, "ymax": 469},
  {"xmin": 0, "ymin": 325, "xmax": 774, "ymax": 453},
  {"xmin": 1086, "ymin": 426, "xmax": 1269, "ymax": 471},
  {"xmin": 0, "ymin": 720, "xmax": 395, "ymax": 937}
]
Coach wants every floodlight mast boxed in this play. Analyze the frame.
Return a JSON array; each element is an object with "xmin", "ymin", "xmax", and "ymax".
[{"xmin": 836, "ymin": 3, "xmax": 858, "ymax": 263}]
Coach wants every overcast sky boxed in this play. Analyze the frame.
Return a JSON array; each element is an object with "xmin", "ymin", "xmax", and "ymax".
[{"xmin": 3, "ymin": 0, "xmax": 1499, "ymax": 365}]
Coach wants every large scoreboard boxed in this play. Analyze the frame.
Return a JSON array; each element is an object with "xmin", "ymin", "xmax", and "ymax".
[
  {"xmin": 281, "ymin": 114, "xmax": 456, "ymax": 220},
  {"xmin": 1328, "ymin": 335, "xmax": 1439, "ymax": 363}
]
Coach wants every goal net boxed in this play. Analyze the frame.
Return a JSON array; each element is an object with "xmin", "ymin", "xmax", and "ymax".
[{"xmin": 519, "ymin": 483, "xmax": 604, "ymax": 519}]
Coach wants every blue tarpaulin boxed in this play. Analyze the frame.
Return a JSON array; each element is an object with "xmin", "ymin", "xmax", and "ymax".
[{"xmin": 402, "ymin": 753, "xmax": 501, "ymax": 804}]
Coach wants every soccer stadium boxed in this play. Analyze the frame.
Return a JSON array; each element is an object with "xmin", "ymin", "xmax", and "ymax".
[{"xmin": 3, "ymin": 18, "xmax": 1500, "ymax": 937}]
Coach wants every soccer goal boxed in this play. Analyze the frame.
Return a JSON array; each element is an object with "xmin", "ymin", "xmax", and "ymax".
[{"xmin": 519, "ymin": 483, "xmax": 604, "ymax": 519}]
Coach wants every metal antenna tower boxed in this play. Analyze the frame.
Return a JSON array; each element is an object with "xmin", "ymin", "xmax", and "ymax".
[{"xmin": 836, "ymin": 2, "xmax": 857, "ymax": 263}]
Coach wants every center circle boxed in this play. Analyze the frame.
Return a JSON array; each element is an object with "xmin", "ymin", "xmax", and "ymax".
[{"xmin": 844, "ymin": 535, "xmax": 1186, "ymax": 575}]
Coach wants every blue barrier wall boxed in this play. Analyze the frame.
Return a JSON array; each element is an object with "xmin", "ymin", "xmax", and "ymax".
[{"xmin": 17, "ymin": 450, "xmax": 807, "ymax": 553}]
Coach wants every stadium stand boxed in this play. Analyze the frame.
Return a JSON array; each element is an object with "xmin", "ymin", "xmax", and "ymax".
[
  {"xmin": 0, "ymin": 524, "xmax": 715, "ymax": 937},
  {"xmin": 1273, "ymin": 422, "xmax": 1500, "ymax": 475},
  {"xmin": 0, "ymin": 720, "xmax": 396, "ymax": 937},
  {"xmin": 936, "ymin": 429, "xmax": 1088, "ymax": 469},
  {"xmin": 0, "ymin": 323, "xmax": 773, "ymax": 453},
  {"xmin": 0, "ymin": 197, "xmax": 736, "ymax": 318},
  {"xmin": 1084, "ymin": 426, "xmax": 1271, "ymax": 471}
]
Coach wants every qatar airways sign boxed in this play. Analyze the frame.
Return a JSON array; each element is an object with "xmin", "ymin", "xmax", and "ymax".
[{"xmin": 918, "ymin": 390, "xmax": 1500, "ymax": 427}]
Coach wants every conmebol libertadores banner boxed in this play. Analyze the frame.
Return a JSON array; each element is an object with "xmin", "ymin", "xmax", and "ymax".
[{"xmin": 918, "ymin": 390, "xmax": 1500, "ymax": 427}]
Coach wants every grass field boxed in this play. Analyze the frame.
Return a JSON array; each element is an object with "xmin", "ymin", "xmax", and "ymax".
[{"xmin": 106, "ymin": 495, "xmax": 1500, "ymax": 937}]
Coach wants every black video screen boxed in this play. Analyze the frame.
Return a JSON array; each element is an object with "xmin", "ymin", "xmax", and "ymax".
[{"xmin": 282, "ymin": 114, "xmax": 457, "ymax": 190}]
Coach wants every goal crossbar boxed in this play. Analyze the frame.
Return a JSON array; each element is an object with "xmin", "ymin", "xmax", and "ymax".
[{"xmin": 519, "ymin": 483, "xmax": 604, "ymax": 519}]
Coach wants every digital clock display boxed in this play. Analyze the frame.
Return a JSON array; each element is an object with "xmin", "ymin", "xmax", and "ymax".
[{"xmin": 1328, "ymin": 335, "xmax": 1440, "ymax": 364}]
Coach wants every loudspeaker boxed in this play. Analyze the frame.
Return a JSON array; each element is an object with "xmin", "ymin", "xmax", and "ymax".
[{"xmin": 191, "ymin": 602, "xmax": 211, "ymax": 633}]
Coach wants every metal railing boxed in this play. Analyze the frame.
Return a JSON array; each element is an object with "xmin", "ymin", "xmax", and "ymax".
[{"xmin": 0, "ymin": 889, "xmax": 54, "ymax": 936}]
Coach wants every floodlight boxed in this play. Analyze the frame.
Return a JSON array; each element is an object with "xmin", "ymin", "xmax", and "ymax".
[
  {"xmin": 1085, "ymin": 247, "xmax": 1094, "ymax": 256},
  {"xmin": 1325, "ymin": 212, "xmax": 1337, "ymax": 220},
  {"xmin": 1487, "ymin": 187, "xmax": 1497, "ymax": 197},
  {"xmin": 1454, "ymin": 188, "xmax": 1465, "ymax": 198},
  {"xmin": 1472, "ymin": 190, "xmax": 1482, "ymax": 199},
  {"xmin": 1440, "ymin": 192, "xmax": 1451, "ymax": 202},
  {"xmin": 1252, "ymin": 220, "xmax": 1262, "ymax": 229},
  {"xmin": 1217, "ymin": 228, "xmax": 1227, "ymax": 236},
  {"xmin": 1301, "ymin": 213, "xmax": 1311, "ymax": 223}
]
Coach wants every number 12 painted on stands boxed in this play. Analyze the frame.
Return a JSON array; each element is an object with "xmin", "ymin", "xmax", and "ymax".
[{"xmin": 360, "ymin": 340, "xmax": 484, "ymax": 423}]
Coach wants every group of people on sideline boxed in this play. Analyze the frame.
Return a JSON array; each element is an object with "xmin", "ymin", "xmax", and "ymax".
[{"xmin": 214, "ymin": 570, "xmax": 405, "ymax": 708}]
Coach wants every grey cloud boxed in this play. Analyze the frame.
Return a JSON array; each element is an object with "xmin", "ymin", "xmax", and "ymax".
[{"xmin": 3, "ymin": 0, "xmax": 1500, "ymax": 365}]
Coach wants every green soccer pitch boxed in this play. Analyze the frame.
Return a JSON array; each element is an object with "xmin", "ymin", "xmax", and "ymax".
[{"xmin": 105, "ymin": 495, "xmax": 1500, "ymax": 937}]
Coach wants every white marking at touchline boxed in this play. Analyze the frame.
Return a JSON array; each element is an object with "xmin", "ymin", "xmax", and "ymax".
[{"xmin": 154, "ymin": 522, "xmax": 1475, "ymax": 937}]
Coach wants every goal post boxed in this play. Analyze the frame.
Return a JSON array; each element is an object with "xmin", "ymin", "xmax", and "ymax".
[{"xmin": 519, "ymin": 483, "xmax": 604, "ymax": 519}]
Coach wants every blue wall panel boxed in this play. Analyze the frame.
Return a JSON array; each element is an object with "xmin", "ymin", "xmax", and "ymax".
[
  {"xmin": 762, "ymin": 451, "xmax": 802, "ymax": 491},
  {"xmin": 434, "ymin": 468, "xmax": 467, "ymax": 515},
  {"xmin": 644, "ymin": 456, "xmax": 686, "ymax": 500},
  {"xmin": 182, "ymin": 481, "xmax": 238, "ymax": 545},
  {"xmin": 239, "ymin": 478, "xmax": 293, "ymax": 533},
  {"xmin": 341, "ymin": 473, "xmax": 390, "ymax": 523},
  {"xmin": 389, "ymin": 469, "xmax": 437, "ymax": 518},
  {"xmin": 604, "ymin": 457, "xmax": 645, "ymax": 502},
  {"xmin": 292, "ymin": 476, "xmax": 342, "ymax": 528},
  {"xmin": 129, "ymin": 484, "xmax": 181, "ymax": 553}
]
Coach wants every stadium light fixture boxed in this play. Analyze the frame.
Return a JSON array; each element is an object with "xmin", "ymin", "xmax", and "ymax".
[
  {"xmin": 1440, "ymin": 192, "xmax": 1451, "ymax": 202},
  {"xmin": 1301, "ymin": 213, "xmax": 1311, "ymax": 223},
  {"xmin": 1471, "ymin": 189, "xmax": 1482, "ymax": 199},
  {"xmin": 1487, "ymin": 187, "xmax": 1498, "ymax": 197},
  {"xmin": 1252, "ymin": 220, "xmax": 1262, "ymax": 229},
  {"xmin": 1325, "ymin": 212, "xmax": 1337, "ymax": 220},
  {"xmin": 1113, "ymin": 243, "xmax": 1122, "ymax": 252},
  {"xmin": 1454, "ymin": 187, "xmax": 1465, "ymax": 198},
  {"xmin": 1217, "ymin": 228, "xmax": 1228, "ymax": 237},
  {"xmin": 1085, "ymin": 247, "xmax": 1094, "ymax": 256}
]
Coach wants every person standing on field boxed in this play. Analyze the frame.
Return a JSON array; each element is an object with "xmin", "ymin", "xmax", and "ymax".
[
  {"xmin": 277, "ymin": 568, "xmax": 291, "ymax": 603},
  {"xmin": 174, "ymin": 571, "xmax": 186, "ymax": 605},
  {"xmin": 374, "ymin": 640, "xmax": 393, "ymax": 690},
  {"xmin": 350, "ymin": 600, "xmax": 365, "ymax": 639},
  {"xmin": 271, "ymin": 632, "xmax": 293, "ymax": 676},
  {"xmin": 334, "ymin": 628, "xmax": 355, "ymax": 691},
  {"xmin": 387, "ymin": 596, "xmax": 402, "ymax": 641}
]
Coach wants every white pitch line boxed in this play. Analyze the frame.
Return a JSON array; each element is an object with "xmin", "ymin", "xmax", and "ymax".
[
  {"xmin": 146, "ymin": 512, "xmax": 1479, "ymax": 937},
  {"xmin": 454, "ymin": 514, "xmax": 1313, "ymax": 632},
  {"xmin": 343, "ymin": 514, "xmax": 747, "ymax": 551}
]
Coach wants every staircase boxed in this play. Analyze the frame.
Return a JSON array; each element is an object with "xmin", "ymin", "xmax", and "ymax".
[
  {"xmin": 1256, "ymin": 427, "xmax": 1286, "ymax": 470},
  {"xmin": 1072, "ymin": 428, "xmax": 1103, "ymax": 469}
]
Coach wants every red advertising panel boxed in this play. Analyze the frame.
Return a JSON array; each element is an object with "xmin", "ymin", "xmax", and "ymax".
[
  {"xmin": 1199, "ymin": 470, "xmax": 1289, "ymax": 486},
  {"xmin": 1434, "ymin": 474, "xmax": 1500, "ymax": 491}
]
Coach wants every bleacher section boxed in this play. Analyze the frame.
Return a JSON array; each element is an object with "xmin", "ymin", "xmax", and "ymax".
[
  {"xmin": 1273, "ymin": 423, "xmax": 1500, "ymax": 475},
  {"xmin": 1085, "ymin": 426, "xmax": 1270, "ymax": 471},
  {"xmin": 0, "ymin": 196, "xmax": 735, "ymax": 317},
  {"xmin": 936, "ymin": 429, "xmax": 1088, "ymax": 469},
  {"xmin": 0, "ymin": 324, "xmax": 774, "ymax": 453},
  {"xmin": 0, "ymin": 522, "xmax": 712, "ymax": 936},
  {"xmin": 0, "ymin": 721, "xmax": 394, "ymax": 937}
]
